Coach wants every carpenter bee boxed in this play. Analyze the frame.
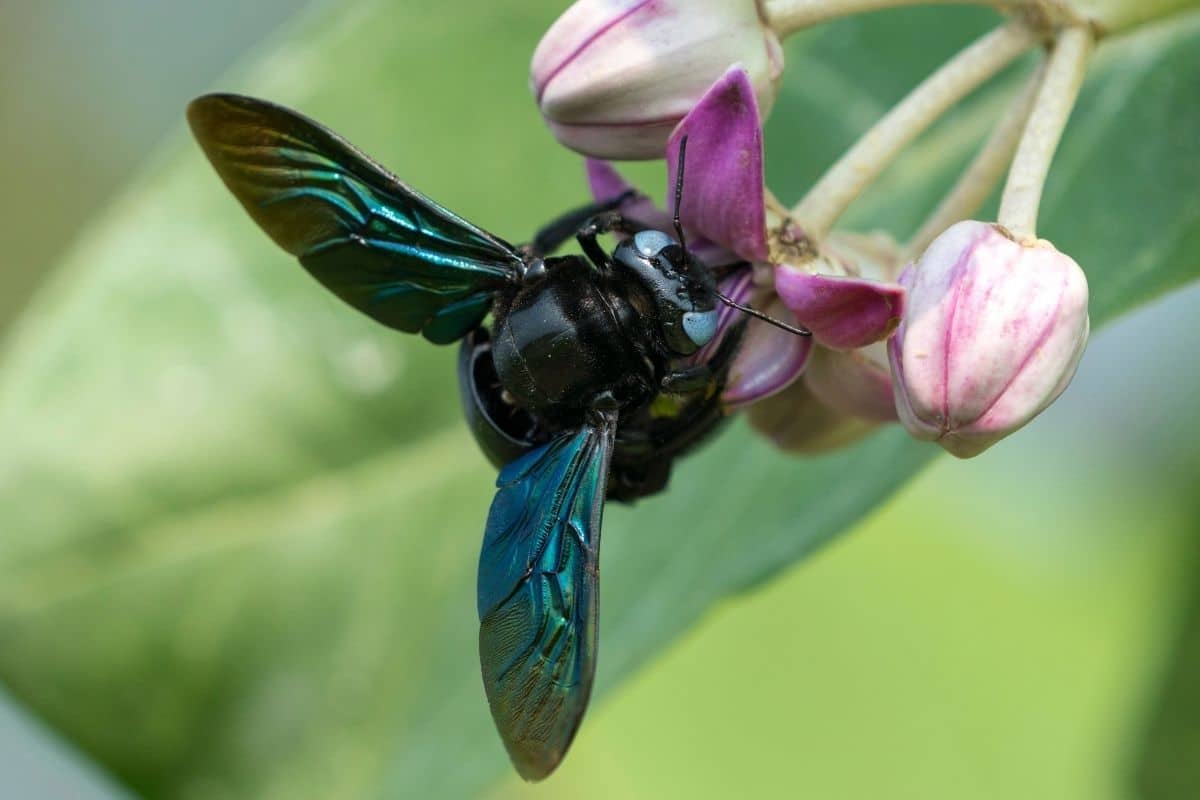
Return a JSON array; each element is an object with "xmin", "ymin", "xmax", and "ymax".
[{"xmin": 187, "ymin": 94, "xmax": 808, "ymax": 781}]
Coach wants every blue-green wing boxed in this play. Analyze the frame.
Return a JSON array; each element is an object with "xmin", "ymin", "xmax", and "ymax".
[
  {"xmin": 477, "ymin": 414, "xmax": 617, "ymax": 781},
  {"xmin": 187, "ymin": 93, "xmax": 523, "ymax": 343}
]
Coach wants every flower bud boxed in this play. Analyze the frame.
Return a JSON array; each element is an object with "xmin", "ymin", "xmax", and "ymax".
[
  {"xmin": 888, "ymin": 220, "xmax": 1089, "ymax": 458},
  {"xmin": 531, "ymin": 0, "xmax": 783, "ymax": 159}
]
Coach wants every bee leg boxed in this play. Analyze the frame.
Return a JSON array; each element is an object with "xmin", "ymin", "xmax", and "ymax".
[
  {"xmin": 660, "ymin": 364, "xmax": 714, "ymax": 395},
  {"xmin": 523, "ymin": 190, "xmax": 636, "ymax": 258},
  {"xmin": 660, "ymin": 321, "xmax": 747, "ymax": 396},
  {"xmin": 575, "ymin": 210, "xmax": 639, "ymax": 273}
]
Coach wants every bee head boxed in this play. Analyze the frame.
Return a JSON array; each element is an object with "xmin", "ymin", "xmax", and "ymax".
[{"xmin": 612, "ymin": 229, "xmax": 719, "ymax": 356}]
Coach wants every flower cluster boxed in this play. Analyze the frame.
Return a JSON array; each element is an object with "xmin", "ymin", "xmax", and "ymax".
[{"xmin": 530, "ymin": 0, "xmax": 1111, "ymax": 458}]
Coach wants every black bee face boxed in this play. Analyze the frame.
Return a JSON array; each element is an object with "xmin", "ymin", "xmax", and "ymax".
[{"xmin": 613, "ymin": 230, "xmax": 719, "ymax": 356}]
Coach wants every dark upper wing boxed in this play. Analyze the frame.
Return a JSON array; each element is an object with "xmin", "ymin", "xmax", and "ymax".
[
  {"xmin": 187, "ymin": 93, "xmax": 523, "ymax": 343},
  {"xmin": 477, "ymin": 414, "xmax": 617, "ymax": 781}
]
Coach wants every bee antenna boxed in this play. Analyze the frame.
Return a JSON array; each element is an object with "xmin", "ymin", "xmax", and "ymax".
[
  {"xmin": 673, "ymin": 136, "xmax": 689, "ymax": 254},
  {"xmin": 715, "ymin": 290, "xmax": 813, "ymax": 338}
]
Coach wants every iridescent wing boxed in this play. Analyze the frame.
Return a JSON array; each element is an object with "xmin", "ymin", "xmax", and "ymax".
[
  {"xmin": 477, "ymin": 413, "xmax": 617, "ymax": 781},
  {"xmin": 187, "ymin": 93, "xmax": 523, "ymax": 343}
]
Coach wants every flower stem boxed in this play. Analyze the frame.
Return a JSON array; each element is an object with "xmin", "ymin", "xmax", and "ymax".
[
  {"xmin": 997, "ymin": 26, "xmax": 1093, "ymax": 242},
  {"xmin": 905, "ymin": 60, "xmax": 1046, "ymax": 257},
  {"xmin": 1071, "ymin": 0, "xmax": 1199, "ymax": 36},
  {"xmin": 765, "ymin": 0, "xmax": 1200, "ymax": 38},
  {"xmin": 791, "ymin": 21, "xmax": 1038, "ymax": 243},
  {"xmin": 763, "ymin": 0, "xmax": 1034, "ymax": 35}
]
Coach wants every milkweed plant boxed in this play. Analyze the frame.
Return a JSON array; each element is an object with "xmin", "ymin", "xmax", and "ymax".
[{"xmin": 529, "ymin": 0, "xmax": 1191, "ymax": 458}]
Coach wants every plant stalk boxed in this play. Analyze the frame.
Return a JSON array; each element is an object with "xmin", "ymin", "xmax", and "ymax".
[
  {"xmin": 764, "ymin": 0, "xmax": 1200, "ymax": 38},
  {"xmin": 763, "ymin": 0, "xmax": 1031, "ymax": 34},
  {"xmin": 791, "ymin": 21, "xmax": 1038, "ymax": 243},
  {"xmin": 905, "ymin": 60, "xmax": 1046, "ymax": 257},
  {"xmin": 997, "ymin": 26, "xmax": 1093, "ymax": 242},
  {"xmin": 1071, "ymin": 0, "xmax": 1199, "ymax": 36}
]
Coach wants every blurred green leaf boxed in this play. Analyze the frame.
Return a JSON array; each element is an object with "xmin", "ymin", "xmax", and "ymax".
[
  {"xmin": 0, "ymin": 2, "xmax": 1196, "ymax": 797},
  {"xmin": 1136, "ymin": 539, "xmax": 1200, "ymax": 798}
]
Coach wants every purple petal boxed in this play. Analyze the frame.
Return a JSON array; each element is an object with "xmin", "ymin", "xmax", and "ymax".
[
  {"xmin": 586, "ymin": 159, "xmax": 741, "ymax": 266},
  {"xmin": 721, "ymin": 300, "xmax": 812, "ymax": 408},
  {"xmin": 585, "ymin": 158, "xmax": 631, "ymax": 202},
  {"xmin": 584, "ymin": 159, "xmax": 674, "ymax": 230},
  {"xmin": 774, "ymin": 267, "xmax": 905, "ymax": 350},
  {"xmin": 690, "ymin": 238, "xmax": 741, "ymax": 267},
  {"xmin": 666, "ymin": 66, "xmax": 768, "ymax": 263}
]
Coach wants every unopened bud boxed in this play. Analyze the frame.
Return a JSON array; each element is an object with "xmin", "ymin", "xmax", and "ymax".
[
  {"xmin": 888, "ymin": 220, "xmax": 1089, "ymax": 458},
  {"xmin": 532, "ymin": 0, "xmax": 783, "ymax": 159}
]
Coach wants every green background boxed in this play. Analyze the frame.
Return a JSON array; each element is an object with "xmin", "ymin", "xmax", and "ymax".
[{"xmin": 1, "ymin": 1, "xmax": 1198, "ymax": 798}]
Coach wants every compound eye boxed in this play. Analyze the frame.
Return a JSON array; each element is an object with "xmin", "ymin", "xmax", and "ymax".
[
  {"xmin": 633, "ymin": 229, "xmax": 675, "ymax": 257},
  {"xmin": 682, "ymin": 308, "xmax": 719, "ymax": 347}
]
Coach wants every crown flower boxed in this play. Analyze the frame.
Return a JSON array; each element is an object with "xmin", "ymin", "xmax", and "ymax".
[{"xmin": 558, "ymin": 0, "xmax": 1171, "ymax": 457}]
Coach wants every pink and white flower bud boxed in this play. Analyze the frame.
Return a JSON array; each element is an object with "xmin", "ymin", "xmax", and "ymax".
[
  {"xmin": 531, "ymin": 0, "xmax": 783, "ymax": 159},
  {"xmin": 889, "ymin": 220, "xmax": 1090, "ymax": 458}
]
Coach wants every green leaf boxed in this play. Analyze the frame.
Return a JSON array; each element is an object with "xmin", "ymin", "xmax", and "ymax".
[
  {"xmin": 0, "ymin": 3, "xmax": 1196, "ymax": 798},
  {"xmin": 1135, "ymin": 534, "xmax": 1200, "ymax": 798}
]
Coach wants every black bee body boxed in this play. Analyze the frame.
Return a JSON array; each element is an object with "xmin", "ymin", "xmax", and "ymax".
[
  {"xmin": 492, "ymin": 258, "xmax": 655, "ymax": 423},
  {"xmin": 460, "ymin": 234, "xmax": 746, "ymax": 502}
]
